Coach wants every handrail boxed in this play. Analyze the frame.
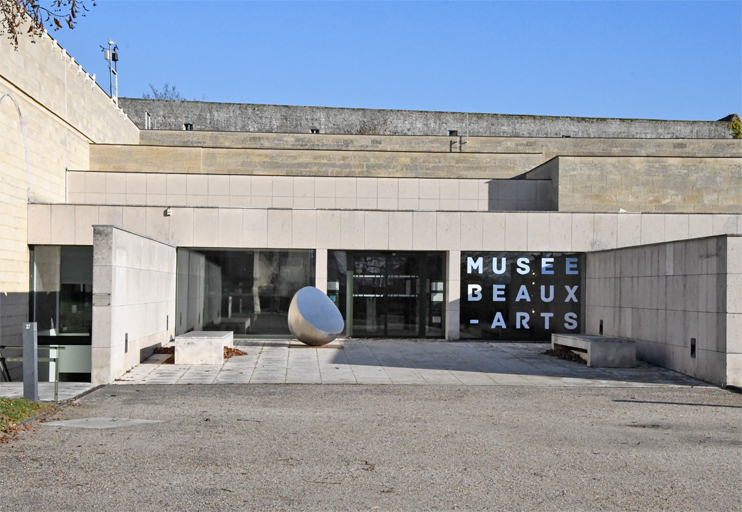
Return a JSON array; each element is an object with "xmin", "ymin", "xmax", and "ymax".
[{"xmin": 0, "ymin": 345, "xmax": 66, "ymax": 401}]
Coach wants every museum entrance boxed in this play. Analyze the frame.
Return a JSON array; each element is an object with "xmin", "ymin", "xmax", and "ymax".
[{"xmin": 327, "ymin": 251, "xmax": 445, "ymax": 338}]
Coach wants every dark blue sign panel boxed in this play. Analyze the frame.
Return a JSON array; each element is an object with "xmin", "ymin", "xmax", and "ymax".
[{"xmin": 460, "ymin": 252, "xmax": 583, "ymax": 341}]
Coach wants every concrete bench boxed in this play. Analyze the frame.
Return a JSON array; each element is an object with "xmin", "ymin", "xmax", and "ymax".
[
  {"xmin": 175, "ymin": 331, "xmax": 233, "ymax": 365},
  {"xmin": 551, "ymin": 334, "xmax": 636, "ymax": 368}
]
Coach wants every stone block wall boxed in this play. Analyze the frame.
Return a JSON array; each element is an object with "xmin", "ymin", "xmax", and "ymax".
[
  {"xmin": 66, "ymin": 171, "xmax": 552, "ymax": 212},
  {"xmin": 526, "ymin": 156, "xmax": 742, "ymax": 213},
  {"xmin": 92, "ymin": 226, "xmax": 176, "ymax": 384},
  {"xmin": 138, "ymin": 130, "xmax": 742, "ymax": 159},
  {"xmin": 88, "ymin": 144, "xmax": 543, "ymax": 179},
  {"xmin": 585, "ymin": 236, "xmax": 741, "ymax": 387},
  {"xmin": 0, "ymin": 30, "xmax": 138, "ymax": 358}
]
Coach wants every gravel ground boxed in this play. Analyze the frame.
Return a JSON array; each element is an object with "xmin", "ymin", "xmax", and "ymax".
[{"xmin": 0, "ymin": 385, "xmax": 740, "ymax": 511}]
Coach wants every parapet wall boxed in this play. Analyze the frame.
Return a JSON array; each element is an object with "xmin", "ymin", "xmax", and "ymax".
[{"xmin": 120, "ymin": 98, "xmax": 734, "ymax": 139}]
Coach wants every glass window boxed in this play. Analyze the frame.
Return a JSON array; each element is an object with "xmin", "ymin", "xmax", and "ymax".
[
  {"xmin": 30, "ymin": 246, "xmax": 93, "ymax": 341},
  {"xmin": 176, "ymin": 249, "xmax": 315, "ymax": 336},
  {"xmin": 29, "ymin": 246, "xmax": 93, "ymax": 382}
]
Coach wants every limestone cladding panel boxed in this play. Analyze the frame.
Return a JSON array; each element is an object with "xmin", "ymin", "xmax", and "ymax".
[
  {"xmin": 29, "ymin": 204, "xmax": 742, "ymax": 254},
  {"xmin": 728, "ymin": 236, "xmax": 742, "ymax": 387},
  {"xmin": 585, "ymin": 235, "xmax": 741, "ymax": 387},
  {"xmin": 66, "ymin": 171, "xmax": 550, "ymax": 212},
  {"xmin": 92, "ymin": 226, "xmax": 175, "ymax": 384}
]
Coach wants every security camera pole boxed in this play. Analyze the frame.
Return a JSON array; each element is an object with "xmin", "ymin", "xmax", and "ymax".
[{"xmin": 100, "ymin": 40, "xmax": 118, "ymax": 104}]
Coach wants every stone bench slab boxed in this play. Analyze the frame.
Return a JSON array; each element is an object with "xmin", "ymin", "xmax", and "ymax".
[
  {"xmin": 175, "ymin": 331, "xmax": 233, "ymax": 365},
  {"xmin": 552, "ymin": 334, "xmax": 636, "ymax": 368}
]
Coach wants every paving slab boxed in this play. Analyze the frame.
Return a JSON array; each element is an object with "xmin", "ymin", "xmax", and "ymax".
[
  {"xmin": 109, "ymin": 340, "xmax": 715, "ymax": 389},
  {"xmin": 0, "ymin": 382, "xmax": 95, "ymax": 402}
]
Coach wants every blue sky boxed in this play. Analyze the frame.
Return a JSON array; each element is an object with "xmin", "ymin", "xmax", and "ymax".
[{"xmin": 50, "ymin": 1, "xmax": 741, "ymax": 120}]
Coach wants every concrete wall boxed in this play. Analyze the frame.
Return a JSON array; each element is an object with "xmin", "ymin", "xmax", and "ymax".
[
  {"xmin": 92, "ymin": 226, "xmax": 176, "ymax": 384},
  {"xmin": 29, "ymin": 205, "xmax": 742, "ymax": 253},
  {"xmin": 526, "ymin": 156, "xmax": 742, "ymax": 213},
  {"xmin": 0, "ymin": 30, "xmax": 138, "ymax": 354},
  {"xmin": 66, "ymin": 171, "xmax": 552, "ymax": 212},
  {"xmin": 119, "ymin": 98, "xmax": 734, "ymax": 138},
  {"xmin": 88, "ymin": 144, "xmax": 543, "ymax": 179},
  {"xmin": 585, "ymin": 236, "xmax": 741, "ymax": 387},
  {"xmin": 138, "ymin": 130, "xmax": 742, "ymax": 158}
]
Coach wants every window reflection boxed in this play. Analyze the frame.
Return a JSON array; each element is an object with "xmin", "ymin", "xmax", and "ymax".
[
  {"xmin": 328, "ymin": 251, "xmax": 445, "ymax": 338},
  {"xmin": 176, "ymin": 249, "xmax": 315, "ymax": 336},
  {"xmin": 29, "ymin": 246, "xmax": 93, "ymax": 382}
]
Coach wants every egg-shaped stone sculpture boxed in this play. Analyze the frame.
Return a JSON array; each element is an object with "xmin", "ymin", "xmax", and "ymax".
[{"xmin": 287, "ymin": 286, "xmax": 345, "ymax": 346}]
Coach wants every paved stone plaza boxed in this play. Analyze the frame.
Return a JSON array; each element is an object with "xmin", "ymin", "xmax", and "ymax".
[
  {"xmin": 0, "ymin": 382, "xmax": 95, "ymax": 402},
  {"xmin": 116, "ymin": 340, "xmax": 709, "ymax": 388}
]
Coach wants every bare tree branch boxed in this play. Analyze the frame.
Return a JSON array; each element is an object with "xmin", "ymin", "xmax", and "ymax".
[
  {"xmin": 142, "ymin": 83, "xmax": 187, "ymax": 101},
  {"xmin": 1, "ymin": 0, "xmax": 95, "ymax": 48}
]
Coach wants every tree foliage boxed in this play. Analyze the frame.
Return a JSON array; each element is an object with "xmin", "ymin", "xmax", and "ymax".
[
  {"xmin": 1, "ymin": 0, "xmax": 95, "ymax": 47},
  {"xmin": 142, "ymin": 83, "xmax": 186, "ymax": 101},
  {"xmin": 728, "ymin": 114, "xmax": 742, "ymax": 139}
]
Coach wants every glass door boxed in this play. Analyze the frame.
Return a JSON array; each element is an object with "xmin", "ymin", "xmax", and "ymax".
[
  {"xmin": 351, "ymin": 254, "xmax": 386, "ymax": 337},
  {"xmin": 385, "ymin": 254, "xmax": 420, "ymax": 337},
  {"xmin": 328, "ymin": 251, "xmax": 445, "ymax": 338}
]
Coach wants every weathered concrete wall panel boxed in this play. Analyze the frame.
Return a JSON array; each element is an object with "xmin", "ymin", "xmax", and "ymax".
[{"xmin": 120, "ymin": 98, "xmax": 734, "ymax": 139}]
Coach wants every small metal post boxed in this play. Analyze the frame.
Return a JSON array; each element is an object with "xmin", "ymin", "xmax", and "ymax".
[
  {"xmin": 22, "ymin": 322, "xmax": 38, "ymax": 402},
  {"xmin": 53, "ymin": 347, "xmax": 59, "ymax": 402},
  {"xmin": 345, "ymin": 270, "xmax": 354, "ymax": 337}
]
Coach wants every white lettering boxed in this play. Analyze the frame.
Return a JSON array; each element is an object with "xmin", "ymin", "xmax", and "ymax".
[
  {"xmin": 491, "ymin": 312, "xmax": 506, "ymax": 329},
  {"xmin": 516, "ymin": 257, "xmax": 530, "ymax": 275},
  {"xmin": 493, "ymin": 284, "xmax": 506, "ymax": 302},
  {"xmin": 541, "ymin": 312, "xmax": 554, "ymax": 329},
  {"xmin": 565, "ymin": 285, "xmax": 579, "ymax": 303},
  {"xmin": 515, "ymin": 285, "xmax": 531, "ymax": 302},
  {"xmin": 516, "ymin": 312, "xmax": 530, "ymax": 329},
  {"xmin": 492, "ymin": 257, "xmax": 506, "ymax": 275},
  {"xmin": 540, "ymin": 285, "xmax": 554, "ymax": 302},
  {"xmin": 541, "ymin": 257, "xmax": 554, "ymax": 275},
  {"xmin": 467, "ymin": 284, "xmax": 482, "ymax": 301},
  {"xmin": 467, "ymin": 257, "xmax": 483, "ymax": 274},
  {"xmin": 564, "ymin": 312, "xmax": 578, "ymax": 330},
  {"xmin": 566, "ymin": 257, "xmax": 579, "ymax": 275}
]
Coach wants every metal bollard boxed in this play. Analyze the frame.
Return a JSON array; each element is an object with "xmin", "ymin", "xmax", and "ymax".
[{"xmin": 22, "ymin": 322, "xmax": 38, "ymax": 402}]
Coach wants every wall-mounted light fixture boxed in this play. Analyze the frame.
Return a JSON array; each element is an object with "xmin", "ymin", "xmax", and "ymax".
[{"xmin": 163, "ymin": 207, "xmax": 171, "ymax": 217}]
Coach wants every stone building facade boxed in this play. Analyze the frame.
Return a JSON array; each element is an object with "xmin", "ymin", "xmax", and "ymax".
[{"xmin": 2, "ymin": 32, "xmax": 741, "ymax": 388}]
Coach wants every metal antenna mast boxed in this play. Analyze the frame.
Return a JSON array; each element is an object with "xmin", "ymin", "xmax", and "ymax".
[{"xmin": 100, "ymin": 40, "xmax": 118, "ymax": 103}]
